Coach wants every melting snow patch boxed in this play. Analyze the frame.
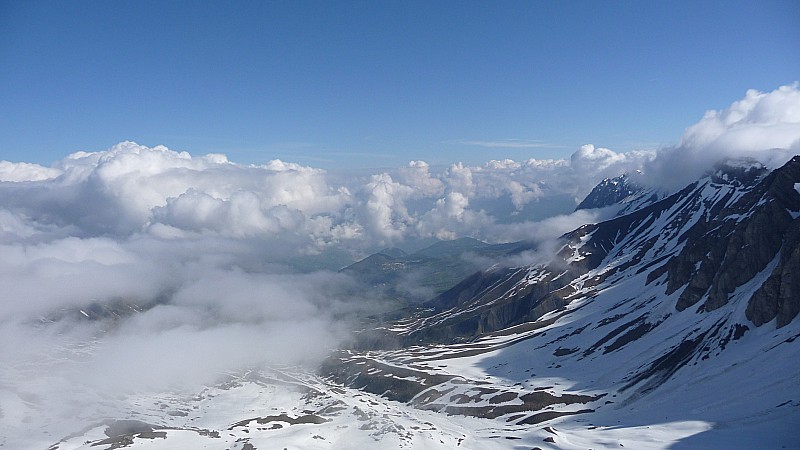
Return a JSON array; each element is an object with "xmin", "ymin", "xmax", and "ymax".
[{"xmin": 791, "ymin": 183, "xmax": 800, "ymax": 217}]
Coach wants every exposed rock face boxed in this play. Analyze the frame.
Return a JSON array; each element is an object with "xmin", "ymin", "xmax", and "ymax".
[
  {"xmin": 575, "ymin": 173, "xmax": 641, "ymax": 210},
  {"xmin": 654, "ymin": 162, "xmax": 775, "ymax": 311},
  {"xmin": 651, "ymin": 157, "xmax": 800, "ymax": 327},
  {"xmin": 397, "ymin": 264, "xmax": 576, "ymax": 344},
  {"xmin": 575, "ymin": 171, "xmax": 664, "ymax": 215},
  {"xmin": 744, "ymin": 159, "xmax": 800, "ymax": 327}
]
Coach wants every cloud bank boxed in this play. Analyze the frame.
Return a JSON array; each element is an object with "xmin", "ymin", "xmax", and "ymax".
[{"xmin": 0, "ymin": 141, "xmax": 651, "ymax": 252}]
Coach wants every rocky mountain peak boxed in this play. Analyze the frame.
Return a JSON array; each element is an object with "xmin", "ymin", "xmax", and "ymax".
[
  {"xmin": 575, "ymin": 173, "xmax": 641, "ymax": 211},
  {"xmin": 575, "ymin": 170, "xmax": 666, "ymax": 216}
]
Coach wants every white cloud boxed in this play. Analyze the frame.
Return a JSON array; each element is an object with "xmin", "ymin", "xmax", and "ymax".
[
  {"xmin": 645, "ymin": 83, "xmax": 800, "ymax": 189},
  {"xmin": 398, "ymin": 160, "xmax": 445, "ymax": 197},
  {"xmin": 416, "ymin": 191, "xmax": 493, "ymax": 240},
  {"xmin": 361, "ymin": 172, "xmax": 415, "ymax": 242},
  {"xmin": 0, "ymin": 209, "xmax": 38, "ymax": 240},
  {"xmin": 0, "ymin": 140, "xmax": 658, "ymax": 252},
  {"xmin": 507, "ymin": 179, "xmax": 543, "ymax": 210},
  {"xmin": 571, "ymin": 144, "xmax": 626, "ymax": 171},
  {"xmin": 444, "ymin": 162, "xmax": 476, "ymax": 197},
  {"xmin": 570, "ymin": 144, "xmax": 655, "ymax": 185},
  {"xmin": 0, "ymin": 160, "xmax": 62, "ymax": 181}
]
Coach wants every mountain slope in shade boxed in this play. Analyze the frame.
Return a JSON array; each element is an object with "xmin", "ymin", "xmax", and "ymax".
[
  {"xmin": 574, "ymin": 170, "xmax": 665, "ymax": 215},
  {"xmin": 323, "ymin": 156, "xmax": 800, "ymax": 446},
  {"xmin": 575, "ymin": 172, "xmax": 642, "ymax": 210},
  {"xmin": 340, "ymin": 237, "xmax": 535, "ymax": 305}
]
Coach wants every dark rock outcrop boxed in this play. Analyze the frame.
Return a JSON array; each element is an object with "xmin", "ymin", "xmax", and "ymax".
[
  {"xmin": 651, "ymin": 157, "xmax": 800, "ymax": 327},
  {"xmin": 576, "ymin": 173, "xmax": 641, "ymax": 210}
]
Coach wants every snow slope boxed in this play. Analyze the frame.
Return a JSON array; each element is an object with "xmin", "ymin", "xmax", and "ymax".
[{"xmin": 323, "ymin": 157, "xmax": 800, "ymax": 448}]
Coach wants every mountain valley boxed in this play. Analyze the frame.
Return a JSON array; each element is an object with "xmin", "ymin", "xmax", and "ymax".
[{"xmin": 14, "ymin": 157, "xmax": 800, "ymax": 450}]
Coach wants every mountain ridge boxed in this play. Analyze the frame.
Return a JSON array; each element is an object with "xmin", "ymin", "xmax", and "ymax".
[{"xmin": 322, "ymin": 156, "xmax": 800, "ymax": 442}]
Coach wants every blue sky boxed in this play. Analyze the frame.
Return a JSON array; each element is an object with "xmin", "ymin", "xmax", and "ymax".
[{"xmin": 1, "ymin": 0, "xmax": 798, "ymax": 168}]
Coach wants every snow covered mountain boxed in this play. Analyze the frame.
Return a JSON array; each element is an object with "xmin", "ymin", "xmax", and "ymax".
[
  {"xmin": 575, "ymin": 170, "xmax": 666, "ymax": 216},
  {"xmin": 323, "ymin": 156, "xmax": 800, "ymax": 446},
  {"xmin": 574, "ymin": 172, "xmax": 645, "ymax": 210},
  {"xmin": 43, "ymin": 157, "xmax": 800, "ymax": 449}
]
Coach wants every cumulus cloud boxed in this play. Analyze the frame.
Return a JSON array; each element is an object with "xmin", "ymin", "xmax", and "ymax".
[
  {"xmin": 0, "ymin": 160, "xmax": 62, "ymax": 181},
  {"xmin": 416, "ymin": 192, "xmax": 494, "ymax": 240},
  {"xmin": 398, "ymin": 160, "xmax": 445, "ymax": 197},
  {"xmin": 0, "ymin": 140, "xmax": 655, "ymax": 253},
  {"xmin": 361, "ymin": 172, "xmax": 415, "ymax": 240},
  {"xmin": 645, "ymin": 83, "xmax": 800, "ymax": 189}
]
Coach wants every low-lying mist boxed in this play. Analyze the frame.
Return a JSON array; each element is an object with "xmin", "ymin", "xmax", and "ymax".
[{"xmin": 0, "ymin": 231, "xmax": 382, "ymax": 445}]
